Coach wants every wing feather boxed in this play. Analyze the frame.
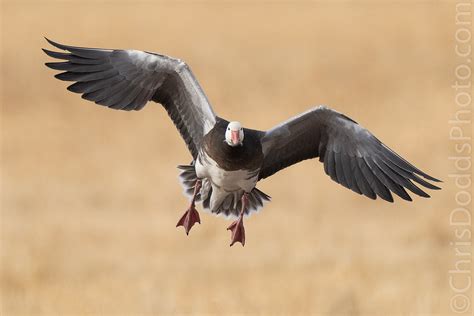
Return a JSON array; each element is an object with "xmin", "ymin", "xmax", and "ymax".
[
  {"xmin": 334, "ymin": 152, "xmax": 349, "ymax": 189},
  {"xmin": 259, "ymin": 106, "xmax": 440, "ymax": 202},
  {"xmin": 351, "ymin": 156, "xmax": 376, "ymax": 199},
  {"xmin": 44, "ymin": 38, "xmax": 216, "ymax": 158},
  {"xmin": 341, "ymin": 152, "xmax": 361, "ymax": 194},
  {"xmin": 42, "ymin": 48, "xmax": 104, "ymax": 64}
]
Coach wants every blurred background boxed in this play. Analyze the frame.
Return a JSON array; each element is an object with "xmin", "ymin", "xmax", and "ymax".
[{"xmin": 1, "ymin": 0, "xmax": 464, "ymax": 315}]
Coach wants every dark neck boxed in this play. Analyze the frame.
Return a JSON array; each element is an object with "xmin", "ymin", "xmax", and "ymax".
[{"xmin": 203, "ymin": 120, "xmax": 264, "ymax": 171}]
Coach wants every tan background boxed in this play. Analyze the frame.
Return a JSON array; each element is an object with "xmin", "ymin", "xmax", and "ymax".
[{"xmin": 1, "ymin": 0, "xmax": 465, "ymax": 315}]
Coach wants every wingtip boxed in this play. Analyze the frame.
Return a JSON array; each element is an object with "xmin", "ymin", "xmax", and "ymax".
[
  {"xmin": 420, "ymin": 173, "xmax": 442, "ymax": 183},
  {"xmin": 365, "ymin": 193, "xmax": 377, "ymax": 200},
  {"xmin": 45, "ymin": 37, "xmax": 68, "ymax": 51},
  {"xmin": 44, "ymin": 62, "xmax": 56, "ymax": 69},
  {"xmin": 54, "ymin": 72, "xmax": 72, "ymax": 81},
  {"xmin": 419, "ymin": 176, "xmax": 442, "ymax": 190},
  {"xmin": 66, "ymin": 83, "xmax": 82, "ymax": 93},
  {"xmin": 44, "ymin": 37, "xmax": 55, "ymax": 46},
  {"xmin": 419, "ymin": 191, "xmax": 431, "ymax": 198}
]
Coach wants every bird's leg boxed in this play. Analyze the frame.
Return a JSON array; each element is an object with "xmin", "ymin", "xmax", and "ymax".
[
  {"xmin": 227, "ymin": 192, "xmax": 249, "ymax": 247},
  {"xmin": 176, "ymin": 179, "xmax": 202, "ymax": 235}
]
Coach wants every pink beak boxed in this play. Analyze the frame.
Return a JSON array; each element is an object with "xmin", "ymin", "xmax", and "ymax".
[{"xmin": 231, "ymin": 130, "xmax": 240, "ymax": 144}]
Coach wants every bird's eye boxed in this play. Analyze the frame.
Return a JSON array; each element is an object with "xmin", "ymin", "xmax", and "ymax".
[{"xmin": 227, "ymin": 128, "xmax": 230, "ymax": 131}]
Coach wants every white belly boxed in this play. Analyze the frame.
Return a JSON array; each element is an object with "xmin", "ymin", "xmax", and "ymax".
[{"xmin": 195, "ymin": 152, "xmax": 258, "ymax": 193}]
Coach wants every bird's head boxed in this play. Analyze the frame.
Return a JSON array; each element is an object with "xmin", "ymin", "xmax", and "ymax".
[{"xmin": 225, "ymin": 121, "xmax": 244, "ymax": 146}]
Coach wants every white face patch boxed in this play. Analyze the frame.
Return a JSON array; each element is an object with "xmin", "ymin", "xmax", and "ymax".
[{"xmin": 225, "ymin": 121, "xmax": 244, "ymax": 146}]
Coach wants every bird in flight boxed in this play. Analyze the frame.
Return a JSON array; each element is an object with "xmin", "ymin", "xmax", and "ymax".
[{"xmin": 43, "ymin": 38, "xmax": 441, "ymax": 246}]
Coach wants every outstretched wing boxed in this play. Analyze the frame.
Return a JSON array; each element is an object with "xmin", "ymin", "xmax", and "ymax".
[
  {"xmin": 259, "ymin": 106, "xmax": 441, "ymax": 202},
  {"xmin": 43, "ymin": 38, "xmax": 216, "ymax": 158}
]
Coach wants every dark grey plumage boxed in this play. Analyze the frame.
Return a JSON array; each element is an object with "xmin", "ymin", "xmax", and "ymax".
[
  {"xmin": 43, "ymin": 38, "xmax": 216, "ymax": 159},
  {"xmin": 259, "ymin": 106, "xmax": 441, "ymax": 202}
]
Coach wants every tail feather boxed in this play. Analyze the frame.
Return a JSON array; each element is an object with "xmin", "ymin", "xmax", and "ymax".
[{"xmin": 178, "ymin": 164, "xmax": 271, "ymax": 219}]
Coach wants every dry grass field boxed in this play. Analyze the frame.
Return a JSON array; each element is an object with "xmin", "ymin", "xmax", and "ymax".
[{"xmin": 1, "ymin": 1, "xmax": 467, "ymax": 315}]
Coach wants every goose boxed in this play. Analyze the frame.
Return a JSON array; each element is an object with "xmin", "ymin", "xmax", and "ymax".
[{"xmin": 43, "ymin": 38, "xmax": 441, "ymax": 246}]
